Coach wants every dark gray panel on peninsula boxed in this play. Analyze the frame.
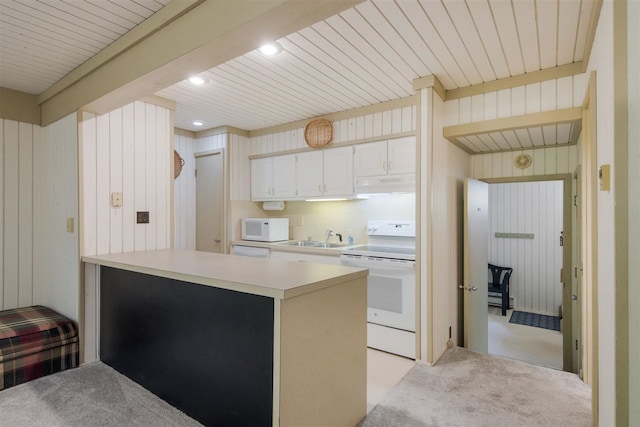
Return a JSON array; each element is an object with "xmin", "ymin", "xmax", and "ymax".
[{"xmin": 100, "ymin": 266, "xmax": 274, "ymax": 426}]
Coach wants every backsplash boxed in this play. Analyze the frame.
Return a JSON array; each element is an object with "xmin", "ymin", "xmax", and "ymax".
[{"xmin": 260, "ymin": 193, "xmax": 416, "ymax": 245}]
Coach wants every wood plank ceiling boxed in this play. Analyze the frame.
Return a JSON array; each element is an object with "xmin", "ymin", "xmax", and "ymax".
[
  {"xmin": 0, "ymin": 0, "xmax": 597, "ymax": 152},
  {"xmin": 0, "ymin": 0, "xmax": 171, "ymax": 94}
]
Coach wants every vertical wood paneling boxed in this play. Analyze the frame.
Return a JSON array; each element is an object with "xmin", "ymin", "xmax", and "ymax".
[
  {"xmin": 471, "ymin": 145, "xmax": 578, "ymax": 180},
  {"xmin": 429, "ymin": 90, "xmax": 471, "ymax": 361},
  {"xmin": 156, "ymin": 107, "xmax": 169, "ymax": 250},
  {"xmin": 174, "ymin": 133, "xmax": 197, "ymax": 250},
  {"xmin": 81, "ymin": 112, "xmax": 97, "ymax": 255},
  {"xmin": 488, "ymin": 181, "xmax": 564, "ymax": 315},
  {"xmin": 3, "ymin": 120, "xmax": 19, "ymax": 309},
  {"xmin": 34, "ymin": 114, "xmax": 79, "ymax": 321},
  {"xmin": 134, "ymin": 101, "xmax": 146, "ymax": 251},
  {"xmin": 122, "ymin": 103, "xmax": 135, "ymax": 252},
  {"xmin": 109, "ymin": 109, "xmax": 123, "ymax": 254},
  {"xmin": 145, "ymin": 103, "xmax": 157, "ymax": 250},
  {"xmin": 0, "ymin": 114, "xmax": 83, "ymax": 320},
  {"xmin": 0, "ymin": 120, "xmax": 3, "ymax": 309},
  {"xmin": 81, "ymin": 101, "xmax": 172, "ymax": 257},
  {"xmin": 18, "ymin": 122, "xmax": 33, "ymax": 307},
  {"xmin": 444, "ymin": 74, "xmax": 587, "ymax": 127},
  {"xmin": 96, "ymin": 114, "xmax": 110, "ymax": 255}
]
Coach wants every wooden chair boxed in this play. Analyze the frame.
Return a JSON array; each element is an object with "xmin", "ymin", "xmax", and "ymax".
[{"xmin": 488, "ymin": 264, "xmax": 513, "ymax": 316}]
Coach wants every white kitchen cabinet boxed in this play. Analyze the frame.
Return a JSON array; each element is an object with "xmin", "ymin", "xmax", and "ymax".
[
  {"xmin": 387, "ymin": 137, "xmax": 416, "ymax": 175},
  {"xmin": 296, "ymin": 151, "xmax": 323, "ymax": 198},
  {"xmin": 324, "ymin": 146, "xmax": 354, "ymax": 196},
  {"xmin": 251, "ymin": 154, "xmax": 296, "ymax": 201},
  {"xmin": 296, "ymin": 146, "xmax": 354, "ymax": 199},
  {"xmin": 270, "ymin": 250, "xmax": 341, "ymax": 265},
  {"xmin": 354, "ymin": 137, "xmax": 415, "ymax": 178},
  {"xmin": 354, "ymin": 140, "xmax": 387, "ymax": 177}
]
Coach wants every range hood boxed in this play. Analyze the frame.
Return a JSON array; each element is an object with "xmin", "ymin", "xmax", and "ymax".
[{"xmin": 355, "ymin": 174, "xmax": 416, "ymax": 194}]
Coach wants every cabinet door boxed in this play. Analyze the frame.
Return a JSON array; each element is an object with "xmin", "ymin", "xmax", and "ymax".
[
  {"xmin": 251, "ymin": 158, "xmax": 273, "ymax": 200},
  {"xmin": 296, "ymin": 151, "xmax": 323, "ymax": 198},
  {"xmin": 323, "ymin": 146, "xmax": 353, "ymax": 197},
  {"xmin": 272, "ymin": 154, "xmax": 296, "ymax": 198},
  {"xmin": 387, "ymin": 136, "xmax": 416, "ymax": 175},
  {"xmin": 354, "ymin": 140, "xmax": 387, "ymax": 177}
]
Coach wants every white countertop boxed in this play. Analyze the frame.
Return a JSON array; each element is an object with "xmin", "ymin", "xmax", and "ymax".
[
  {"xmin": 83, "ymin": 249, "xmax": 367, "ymax": 300},
  {"xmin": 230, "ymin": 240, "xmax": 360, "ymax": 256}
]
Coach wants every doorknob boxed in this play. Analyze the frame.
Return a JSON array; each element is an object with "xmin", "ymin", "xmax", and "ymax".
[
  {"xmin": 458, "ymin": 285, "xmax": 478, "ymax": 292},
  {"xmin": 214, "ymin": 239, "xmax": 221, "ymax": 243},
  {"xmin": 572, "ymin": 294, "xmax": 578, "ymax": 301}
]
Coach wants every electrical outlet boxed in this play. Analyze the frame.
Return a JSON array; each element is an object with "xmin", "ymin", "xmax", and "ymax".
[{"xmin": 137, "ymin": 211, "xmax": 150, "ymax": 224}]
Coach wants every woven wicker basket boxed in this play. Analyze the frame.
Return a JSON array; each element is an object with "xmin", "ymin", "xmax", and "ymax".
[
  {"xmin": 304, "ymin": 119, "xmax": 333, "ymax": 148},
  {"xmin": 174, "ymin": 150, "xmax": 185, "ymax": 179}
]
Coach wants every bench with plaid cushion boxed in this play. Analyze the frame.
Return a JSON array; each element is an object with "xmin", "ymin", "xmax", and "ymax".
[{"xmin": 0, "ymin": 305, "xmax": 79, "ymax": 391}]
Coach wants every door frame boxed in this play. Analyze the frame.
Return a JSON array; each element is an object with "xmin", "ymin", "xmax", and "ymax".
[
  {"xmin": 194, "ymin": 148, "xmax": 229, "ymax": 253},
  {"xmin": 483, "ymin": 174, "xmax": 573, "ymax": 372}
]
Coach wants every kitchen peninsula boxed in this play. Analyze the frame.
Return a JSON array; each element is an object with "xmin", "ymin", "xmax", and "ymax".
[{"xmin": 82, "ymin": 249, "xmax": 368, "ymax": 427}]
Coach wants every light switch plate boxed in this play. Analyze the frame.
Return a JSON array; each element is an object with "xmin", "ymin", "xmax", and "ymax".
[
  {"xmin": 111, "ymin": 192, "xmax": 123, "ymax": 207},
  {"xmin": 66, "ymin": 218, "xmax": 74, "ymax": 233}
]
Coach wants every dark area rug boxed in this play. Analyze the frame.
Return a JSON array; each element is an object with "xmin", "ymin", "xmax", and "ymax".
[{"xmin": 509, "ymin": 310, "xmax": 561, "ymax": 331}]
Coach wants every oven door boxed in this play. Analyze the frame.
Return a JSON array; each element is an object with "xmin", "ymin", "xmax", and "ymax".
[{"xmin": 340, "ymin": 255, "xmax": 415, "ymax": 332}]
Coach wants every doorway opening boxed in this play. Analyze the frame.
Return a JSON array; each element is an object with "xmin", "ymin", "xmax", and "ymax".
[{"xmin": 483, "ymin": 176, "xmax": 574, "ymax": 372}]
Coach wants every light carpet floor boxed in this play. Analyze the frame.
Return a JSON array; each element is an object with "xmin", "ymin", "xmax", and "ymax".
[
  {"xmin": 361, "ymin": 346, "xmax": 591, "ymax": 427},
  {"xmin": 0, "ymin": 347, "xmax": 590, "ymax": 426},
  {"xmin": 0, "ymin": 362, "xmax": 203, "ymax": 427}
]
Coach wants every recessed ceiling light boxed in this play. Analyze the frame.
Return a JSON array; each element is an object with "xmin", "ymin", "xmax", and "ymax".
[
  {"xmin": 192, "ymin": 120, "xmax": 204, "ymax": 127},
  {"xmin": 258, "ymin": 42, "xmax": 282, "ymax": 56},
  {"xmin": 188, "ymin": 76, "xmax": 205, "ymax": 85}
]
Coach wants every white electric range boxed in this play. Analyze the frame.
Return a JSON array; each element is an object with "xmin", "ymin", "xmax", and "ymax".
[{"xmin": 340, "ymin": 220, "xmax": 416, "ymax": 359}]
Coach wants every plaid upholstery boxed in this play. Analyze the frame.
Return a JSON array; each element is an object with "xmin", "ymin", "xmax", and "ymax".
[{"xmin": 0, "ymin": 305, "xmax": 79, "ymax": 391}]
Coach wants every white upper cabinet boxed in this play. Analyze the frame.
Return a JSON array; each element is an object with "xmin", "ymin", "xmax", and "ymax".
[
  {"xmin": 251, "ymin": 154, "xmax": 296, "ymax": 201},
  {"xmin": 324, "ymin": 146, "xmax": 354, "ymax": 197},
  {"xmin": 387, "ymin": 137, "xmax": 416, "ymax": 175},
  {"xmin": 250, "ymin": 137, "xmax": 413, "ymax": 201},
  {"xmin": 296, "ymin": 151, "xmax": 324, "ymax": 198},
  {"xmin": 354, "ymin": 137, "xmax": 415, "ymax": 178},
  {"xmin": 354, "ymin": 140, "xmax": 387, "ymax": 177},
  {"xmin": 296, "ymin": 146, "xmax": 354, "ymax": 199}
]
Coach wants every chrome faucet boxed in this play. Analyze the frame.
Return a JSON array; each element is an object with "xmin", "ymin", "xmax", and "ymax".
[{"xmin": 325, "ymin": 229, "xmax": 334, "ymax": 243}]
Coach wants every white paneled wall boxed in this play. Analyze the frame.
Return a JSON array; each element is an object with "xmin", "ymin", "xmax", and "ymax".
[
  {"xmin": 250, "ymin": 105, "xmax": 416, "ymax": 156},
  {"xmin": 444, "ymin": 74, "xmax": 587, "ymax": 126},
  {"xmin": 80, "ymin": 101, "xmax": 172, "ymax": 257},
  {"xmin": 470, "ymin": 145, "xmax": 578, "ymax": 180},
  {"xmin": 429, "ymin": 92, "xmax": 471, "ymax": 359},
  {"xmin": 1, "ymin": 119, "xmax": 35, "ymax": 310},
  {"xmin": 0, "ymin": 115, "xmax": 80, "ymax": 321},
  {"xmin": 33, "ymin": 114, "xmax": 80, "ymax": 321},
  {"xmin": 196, "ymin": 132, "xmax": 226, "ymax": 153},
  {"xmin": 488, "ymin": 181, "xmax": 564, "ymax": 316},
  {"xmin": 230, "ymin": 133, "xmax": 251, "ymax": 201},
  {"xmin": 174, "ymin": 133, "xmax": 196, "ymax": 250}
]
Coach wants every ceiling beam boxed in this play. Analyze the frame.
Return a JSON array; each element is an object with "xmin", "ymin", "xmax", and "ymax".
[
  {"xmin": 40, "ymin": 0, "xmax": 363, "ymax": 126},
  {"xmin": 443, "ymin": 107, "xmax": 582, "ymax": 140}
]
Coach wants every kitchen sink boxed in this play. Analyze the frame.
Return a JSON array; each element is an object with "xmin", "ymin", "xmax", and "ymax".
[{"xmin": 278, "ymin": 240, "xmax": 343, "ymax": 248}]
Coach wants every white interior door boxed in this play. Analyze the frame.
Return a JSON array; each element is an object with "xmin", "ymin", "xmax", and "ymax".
[
  {"xmin": 196, "ymin": 151, "xmax": 224, "ymax": 253},
  {"xmin": 463, "ymin": 178, "xmax": 489, "ymax": 353}
]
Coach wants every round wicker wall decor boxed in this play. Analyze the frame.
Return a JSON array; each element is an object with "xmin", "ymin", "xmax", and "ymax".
[
  {"xmin": 304, "ymin": 119, "xmax": 333, "ymax": 148},
  {"xmin": 174, "ymin": 149, "xmax": 185, "ymax": 179}
]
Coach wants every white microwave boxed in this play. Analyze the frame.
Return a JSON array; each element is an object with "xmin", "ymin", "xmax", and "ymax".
[{"xmin": 241, "ymin": 218, "xmax": 289, "ymax": 242}]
